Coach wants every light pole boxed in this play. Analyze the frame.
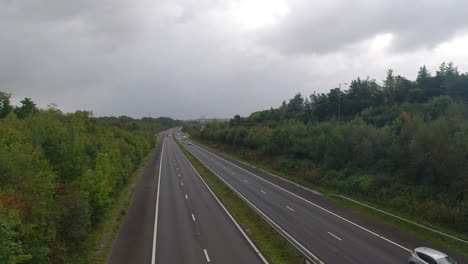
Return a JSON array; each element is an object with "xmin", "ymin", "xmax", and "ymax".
[{"xmin": 338, "ymin": 82, "xmax": 347, "ymax": 123}]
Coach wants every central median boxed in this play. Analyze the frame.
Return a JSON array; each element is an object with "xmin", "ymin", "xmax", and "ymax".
[{"xmin": 174, "ymin": 138, "xmax": 306, "ymax": 264}]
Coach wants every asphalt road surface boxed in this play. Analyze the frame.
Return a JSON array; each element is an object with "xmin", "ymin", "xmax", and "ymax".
[
  {"xmin": 108, "ymin": 131, "xmax": 264, "ymax": 264},
  {"xmin": 178, "ymin": 134, "xmax": 468, "ymax": 264}
]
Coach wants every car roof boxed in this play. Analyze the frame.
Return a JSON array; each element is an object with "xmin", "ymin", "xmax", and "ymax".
[{"xmin": 415, "ymin": 247, "xmax": 447, "ymax": 259}]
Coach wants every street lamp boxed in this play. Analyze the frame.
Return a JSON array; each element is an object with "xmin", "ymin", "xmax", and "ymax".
[{"xmin": 338, "ymin": 82, "xmax": 348, "ymax": 123}]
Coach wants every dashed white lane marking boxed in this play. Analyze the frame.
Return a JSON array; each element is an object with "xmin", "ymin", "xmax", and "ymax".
[
  {"xmin": 286, "ymin": 206, "xmax": 295, "ymax": 212},
  {"xmin": 185, "ymin": 194, "xmax": 188, "ymax": 200},
  {"xmin": 204, "ymin": 249, "xmax": 211, "ymax": 262},
  {"xmin": 192, "ymin": 144, "xmax": 413, "ymax": 253},
  {"xmin": 178, "ymin": 173, "xmax": 180, "ymax": 177},
  {"xmin": 328, "ymin": 232, "xmax": 342, "ymax": 241},
  {"xmin": 260, "ymin": 190, "xmax": 267, "ymax": 194},
  {"xmin": 243, "ymin": 179, "xmax": 248, "ymax": 183},
  {"xmin": 181, "ymin": 182, "xmax": 184, "ymax": 186},
  {"xmin": 192, "ymin": 214, "xmax": 196, "ymax": 221},
  {"xmin": 176, "ymin": 167, "xmax": 178, "ymax": 170}
]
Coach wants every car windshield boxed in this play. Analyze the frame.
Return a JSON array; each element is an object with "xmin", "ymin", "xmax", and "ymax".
[{"xmin": 437, "ymin": 257, "xmax": 457, "ymax": 264}]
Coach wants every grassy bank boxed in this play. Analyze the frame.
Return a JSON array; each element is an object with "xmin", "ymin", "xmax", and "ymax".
[
  {"xmin": 194, "ymin": 139, "xmax": 468, "ymax": 257},
  {"xmin": 64, "ymin": 136, "xmax": 162, "ymax": 264},
  {"xmin": 174, "ymin": 139, "xmax": 305, "ymax": 264}
]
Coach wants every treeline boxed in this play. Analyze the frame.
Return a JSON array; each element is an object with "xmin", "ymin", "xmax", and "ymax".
[
  {"xmin": 0, "ymin": 92, "xmax": 180, "ymax": 263},
  {"xmin": 185, "ymin": 63, "xmax": 468, "ymax": 232}
]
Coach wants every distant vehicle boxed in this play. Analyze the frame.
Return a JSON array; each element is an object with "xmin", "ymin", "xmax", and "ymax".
[
  {"xmin": 187, "ymin": 142, "xmax": 192, "ymax": 145},
  {"xmin": 409, "ymin": 247, "xmax": 457, "ymax": 264}
]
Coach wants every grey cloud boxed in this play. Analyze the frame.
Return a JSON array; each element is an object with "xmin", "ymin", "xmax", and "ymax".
[
  {"xmin": 262, "ymin": 0, "xmax": 468, "ymax": 54},
  {"xmin": 1, "ymin": 0, "xmax": 308, "ymax": 119},
  {"xmin": 1, "ymin": 0, "xmax": 468, "ymax": 120}
]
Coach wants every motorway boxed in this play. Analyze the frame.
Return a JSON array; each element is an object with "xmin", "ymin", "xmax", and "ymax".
[
  {"xmin": 107, "ymin": 131, "xmax": 264, "ymax": 264},
  {"xmin": 178, "ymin": 133, "xmax": 468, "ymax": 264}
]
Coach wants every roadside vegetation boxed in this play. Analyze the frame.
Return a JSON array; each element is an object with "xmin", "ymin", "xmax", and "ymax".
[
  {"xmin": 0, "ymin": 92, "xmax": 180, "ymax": 264},
  {"xmin": 66, "ymin": 137, "xmax": 163, "ymax": 264},
  {"xmin": 183, "ymin": 63, "xmax": 468, "ymax": 253},
  {"xmin": 174, "ymin": 139, "xmax": 305, "ymax": 264}
]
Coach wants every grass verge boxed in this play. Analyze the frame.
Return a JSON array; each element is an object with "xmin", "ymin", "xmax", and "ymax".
[
  {"xmin": 328, "ymin": 196, "xmax": 468, "ymax": 256},
  {"xmin": 194, "ymin": 139, "xmax": 468, "ymax": 257},
  {"xmin": 63, "ymin": 136, "xmax": 162, "ymax": 264},
  {"xmin": 175, "ymin": 139, "xmax": 305, "ymax": 264}
]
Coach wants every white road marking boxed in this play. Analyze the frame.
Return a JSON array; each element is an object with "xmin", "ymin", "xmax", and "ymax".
[
  {"xmin": 185, "ymin": 194, "xmax": 188, "ymax": 200},
  {"xmin": 328, "ymin": 232, "xmax": 342, "ymax": 241},
  {"xmin": 176, "ymin": 167, "xmax": 178, "ymax": 170},
  {"xmin": 192, "ymin": 214, "xmax": 196, "ymax": 221},
  {"xmin": 243, "ymin": 179, "xmax": 248, "ymax": 183},
  {"xmin": 178, "ymin": 173, "xmax": 180, "ymax": 177},
  {"xmin": 181, "ymin": 182, "xmax": 184, "ymax": 186},
  {"xmin": 191, "ymin": 151, "xmax": 315, "ymax": 264},
  {"xmin": 179, "ymin": 146, "xmax": 270, "ymax": 264},
  {"xmin": 204, "ymin": 249, "xmax": 211, "ymax": 262},
  {"xmin": 193, "ymin": 144, "xmax": 412, "ymax": 252},
  {"xmin": 151, "ymin": 141, "xmax": 165, "ymax": 264},
  {"xmin": 286, "ymin": 206, "xmax": 295, "ymax": 212},
  {"xmin": 260, "ymin": 190, "xmax": 267, "ymax": 194}
]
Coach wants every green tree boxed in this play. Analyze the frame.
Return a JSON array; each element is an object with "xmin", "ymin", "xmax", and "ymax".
[
  {"xmin": 0, "ymin": 212, "xmax": 31, "ymax": 264},
  {"xmin": 0, "ymin": 92, "xmax": 13, "ymax": 119},
  {"xmin": 15, "ymin": 98, "xmax": 38, "ymax": 119}
]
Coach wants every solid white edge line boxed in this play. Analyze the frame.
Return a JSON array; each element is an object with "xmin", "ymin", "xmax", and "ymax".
[
  {"xmin": 331, "ymin": 194, "xmax": 468, "ymax": 245},
  {"xmin": 327, "ymin": 232, "xmax": 342, "ymax": 241},
  {"xmin": 151, "ymin": 139, "xmax": 165, "ymax": 264},
  {"xmin": 175, "ymin": 140, "xmax": 270, "ymax": 264},
  {"xmin": 203, "ymin": 249, "xmax": 210, "ymax": 262},
  {"xmin": 188, "ymin": 146, "xmax": 323, "ymax": 264},
  {"xmin": 192, "ymin": 142, "xmax": 413, "ymax": 253}
]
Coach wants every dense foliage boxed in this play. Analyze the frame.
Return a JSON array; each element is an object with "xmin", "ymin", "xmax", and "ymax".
[
  {"xmin": 185, "ymin": 63, "xmax": 468, "ymax": 232},
  {"xmin": 0, "ymin": 92, "xmax": 180, "ymax": 263}
]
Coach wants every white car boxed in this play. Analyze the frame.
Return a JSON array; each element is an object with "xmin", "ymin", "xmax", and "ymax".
[{"xmin": 408, "ymin": 247, "xmax": 457, "ymax": 264}]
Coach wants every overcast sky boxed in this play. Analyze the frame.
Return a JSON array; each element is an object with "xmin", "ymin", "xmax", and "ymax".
[{"xmin": 2, "ymin": 0, "xmax": 468, "ymax": 119}]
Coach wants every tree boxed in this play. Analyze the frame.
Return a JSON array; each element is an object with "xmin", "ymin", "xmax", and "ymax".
[
  {"xmin": 383, "ymin": 70, "xmax": 413, "ymax": 104},
  {"xmin": 15, "ymin": 98, "xmax": 38, "ymax": 119},
  {"xmin": 417, "ymin": 64, "xmax": 446, "ymax": 98},
  {"xmin": 345, "ymin": 78, "xmax": 383, "ymax": 116},
  {"xmin": 310, "ymin": 93, "xmax": 330, "ymax": 121},
  {"xmin": 0, "ymin": 213, "xmax": 31, "ymax": 264},
  {"xmin": 0, "ymin": 92, "xmax": 13, "ymax": 119},
  {"xmin": 230, "ymin": 114, "xmax": 242, "ymax": 126},
  {"xmin": 287, "ymin": 93, "xmax": 304, "ymax": 113},
  {"xmin": 416, "ymin": 65, "xmax": 431, "ymax": 86}
]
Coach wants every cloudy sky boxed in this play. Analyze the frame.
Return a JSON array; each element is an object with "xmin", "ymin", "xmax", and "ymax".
[{"xmin": 2, "ymin": 0, "xmax": 468, "ymax": 119}]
